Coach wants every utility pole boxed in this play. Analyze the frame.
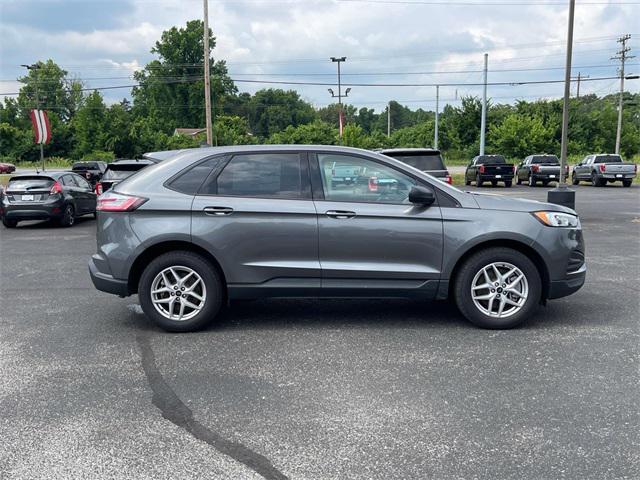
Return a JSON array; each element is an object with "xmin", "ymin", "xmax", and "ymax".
[
  {"xmin": 612, "ymin": 34, "xmax": 634, "ymax": 154},
  {"xmin": 548, "ymin": 0, "xmax": 576, "ymax": 209},
  {"xmin": 434, "ymin": 85, "xmax": 439, "ymax": 149},
  {"xmin": 21, "ymin": 63, "xmax": 44, "ymax": 171},
  {"xmin": 479, "ymin": 53, "xmax": 488, "ymax": 155},
  {"xmin": 329, "ymin": 57, "xmax": 349, "ymax": 138},
  {"xmin": 387, "ymin": 101, "xmax": 391, "ymax": 137},
  {"xmin": 203, "ymin": 0, "xmax": 214, "ymax": 146},
  {"xmin": 574, "ymin": 72, "xmax": 589, "ymax": 98}
]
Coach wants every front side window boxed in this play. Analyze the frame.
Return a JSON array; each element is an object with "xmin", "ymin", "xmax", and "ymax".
[
  {"xmin": 318, "ymin": 153, "xmax": 417, "ymax": 204},
  {"xmin": 215, "ymin": 153, "xmax": 305, "ymax": 199}
]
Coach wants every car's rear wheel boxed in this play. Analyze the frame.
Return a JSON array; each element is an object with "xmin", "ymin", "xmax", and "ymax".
[
  {"xmin": 454, "ymin": 247, "xmax": 542, "ymax": 329},
  {"xmin": 622, "ymin": 180, "xmax": 632, "ymax": 188},
  {"xmin": 2, "ymin": 218, "xmax": 17, "ymax": 228},
  {"xmin": 59, "ymin": 204, "xmax": 75, "ymax": 227},
  {"xmin": 476, "ymin": 174, "xmax": 484, "ymax": 187},
  {"xmin": 572, "ymin": 174, "xmax": 579, "ymax": 185},
  {"xmin": 138, "ymin": 251, "xmax": 223, "ymax": 332},
  {"xmin": 528, "ymin": 175, "xmax": 536, "ymax": 187},
  {"xmin": 516, "ymin": 176, "xmax": 522, "ymax": 185},
  {"xmin": 504, "ymin": 180, "xmax": 512, "ymax": 188}
]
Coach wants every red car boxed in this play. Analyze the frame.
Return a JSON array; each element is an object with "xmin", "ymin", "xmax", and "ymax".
[{"xmin": 0, "ymin": 163, "xmax": 16, "ymax": 174}]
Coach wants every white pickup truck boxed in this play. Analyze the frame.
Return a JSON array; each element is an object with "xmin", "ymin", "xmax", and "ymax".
[{"xmin": 572, "ymin": 154, "xmax": 637, "ymax": 187}]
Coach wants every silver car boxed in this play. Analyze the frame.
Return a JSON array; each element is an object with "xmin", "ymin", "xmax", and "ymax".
[{"xmin": 89, "ymin": 145, "xmax": 586, "ymax": 332}]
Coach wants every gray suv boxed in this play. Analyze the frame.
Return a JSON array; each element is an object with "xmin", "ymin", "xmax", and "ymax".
[{"xmin": 89, "ymin": 146, "xmax": 586, "ymax": 331}]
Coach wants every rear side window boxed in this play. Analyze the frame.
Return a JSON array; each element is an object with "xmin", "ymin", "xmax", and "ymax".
[
  {"xmin": 478, "ymin": 155, "xmax": 506, "ymax": 164},
  {"xmin": 531, "ymin": 155, "xmax": 559, "ymax": 164},
  {"xmin": 168, "ymin": 158, "xmax": 223, "ymax": 194},
  {"xmin": 214, "ymin": 153, "xmax": 305, "ymax": 199}
]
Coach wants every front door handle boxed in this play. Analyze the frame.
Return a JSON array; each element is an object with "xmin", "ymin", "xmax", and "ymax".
[
  {"xmin": 325, "ymin": 210, "xmax": 356, "ymax": 219},
  {"xmin": 204, "ymin": 206, "xmax": 234, "ymax": 216}
]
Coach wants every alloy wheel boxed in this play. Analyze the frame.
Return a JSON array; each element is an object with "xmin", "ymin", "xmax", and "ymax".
[
  {"xmin": 471, "ymin": 262, "xmax": 529, "ymax": 318},
  {"xmin": 150, "ymin": 265, "xmax": 207, "ymax": 321}
]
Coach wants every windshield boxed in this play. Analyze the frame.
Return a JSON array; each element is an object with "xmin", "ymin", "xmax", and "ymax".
[
  {"xmin": 594, "ymin": 155, "xmax": 622, "ymax": 163},
  {"xmin": 388, "ymin": 153, "xmax": 445, "ymax": 171},
  {"xmin": 531, "ymin": 155, "xmax": 559, "ymax": 164}
]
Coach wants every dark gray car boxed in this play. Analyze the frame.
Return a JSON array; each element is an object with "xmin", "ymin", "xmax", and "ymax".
[
  {"xmin": 89, "ymin": 146, "xmax": 585, "ymax": 332},
  {"xmin": 2, "ymin": 172, "xmax": 96, "ymax": 228}
]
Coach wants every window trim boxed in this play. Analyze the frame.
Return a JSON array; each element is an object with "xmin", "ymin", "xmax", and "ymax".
[
  {"xmin": 309, "ymin": 151, "xmax": 442, "ymax": 207},
  {"xmin": 196, "ymin": 150, "xmax": 313, "ymax": 201}
]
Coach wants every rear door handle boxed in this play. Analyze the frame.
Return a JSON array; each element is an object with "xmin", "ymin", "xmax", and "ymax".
[
  {"xmin": 204, "ymin": 206, "xmax": 234, "ymax": 216},
  {"xmin": 325, "ymin": 210, "xmax": 356, "ymax": 219}
]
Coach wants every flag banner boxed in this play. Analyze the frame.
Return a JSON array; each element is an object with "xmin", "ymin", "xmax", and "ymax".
[{"xmin": 29, "ymin": 109, "xmax": 51, "ymax": 145}]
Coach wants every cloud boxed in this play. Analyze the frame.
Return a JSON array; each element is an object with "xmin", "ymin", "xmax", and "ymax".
[{"xmin": 0, "ymin": 0, "xmax": 638, "ymax": 108}]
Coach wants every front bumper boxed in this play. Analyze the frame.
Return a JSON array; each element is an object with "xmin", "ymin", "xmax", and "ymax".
[
  {"xmin": 548, "ymin": 263, "xmax": 586, "ymax": 299},
  {"xmin": 89, "ymin": 256, "xmax": 130, "ymax": 297}
]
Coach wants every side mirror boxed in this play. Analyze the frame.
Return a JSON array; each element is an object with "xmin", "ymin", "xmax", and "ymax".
[{"xmin": 409, "ymin": 185, "xmax": 436, "ymax": 206}]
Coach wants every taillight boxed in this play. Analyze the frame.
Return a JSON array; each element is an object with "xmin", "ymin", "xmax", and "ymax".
[
  {"xmin": 479, "ymin": 165, "xmax": 485, "ymax": 174},
  {"xmin": 368, "ymin": 176, "xmax": 378, "ymax": 192},
  {"xmin": 532, "ymin": 164, "xmax": 540, "ymax": 173},
  {"xmin": 95, "ymin": 182, "xmax": 103, "ymax": 195},
  {"xmin": 445, "ymin": 175, "xmax": 452, "ymax": 185},
  {"xmin": 513, "ymin": 165, "xmax": 517, "ymax": 174},
  {"xmin": 96, "ymin": 191, "xmax": 147, "ymax": 212},
  {"xmin": 599, "ymin": 163, "xmax": 606, "ymax": 173},
  {"xmin": 49, "ymin": 181, "xmax": 63, "ymax": 195}
]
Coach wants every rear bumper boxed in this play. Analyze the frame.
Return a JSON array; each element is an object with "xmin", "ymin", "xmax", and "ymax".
[
  {"xmin": 548, "ymin": 264, "xmax": 586, "ymax": 299},
  {"xmin": 599, "ymin": 173, "xmax": 636, "ymax": 180},
  {"xmin": 3, "ymin": 203, "xmax": 64, "ymax": 220},
  {"xmin": 89, "ymin": 256, "xmax": 130, "ymax": 297},
  {"xmin": 532, "ymin": 173, "xmax": 561, "ymax": 180},
  {"xmin": 479, "ymin": 174, "xmax": 514, "ymax": 181}
]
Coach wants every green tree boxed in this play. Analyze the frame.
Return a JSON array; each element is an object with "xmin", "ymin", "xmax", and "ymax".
[
  {"xmin": 268, "ymin": 120, "xmax": 337, "ymax": 145},
  {"xmin": 132, "ymin": 20, "xmax": 236, "ymax": 134},
  {"xmin": 72, "ymin": 90, "xmax": 108, "ymax": 158},
  {"xmin": 248, "ymin": 89, "xmax": 316, "ymax": 138},
  {"xmin": 488, "ymin": 114, "xmax": 555, "ymax": 159}
]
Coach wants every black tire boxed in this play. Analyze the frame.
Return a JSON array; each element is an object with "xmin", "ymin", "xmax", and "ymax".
[
  {"xmin": 491, "ymin": 180, "xmax": 498, "ymax": 187},
  {"xmin": 138, "ymin": 251, "xmax": 224, "ymax": 332},
  {"xmin": 465, "ymin": 178, "xmax": 471, "ymax": 186},
  {"xmin": 528, "ymin": 175, "xmax": 536, "ymax": 187},
  {"xmin": 504, "ymin": 180, "xmax": 512, "ymax": 188},
  {"xmin": 516, "ymin": 176, "xmax": 522, "ymax": 185},
  {"xmin": 453, "ymin": 247, "xmax": 542, "ymax": 329},
  {"xmin": 59, "ymin": 204, "xmax": 75, "ymax": 227},
  {"xmin": 572, "ymin": 174, "xmax": 579, "ymax": 185},
  {"xmin": 622, "ymin": 180, "xmax": 632, "ymax": 188},
  {"xmin": 2, "ymin": 218, "xmax": 17, "ymax": 228},
  {"xmin": 542, "ymin": 180, "xmax": 550, "ymax": 187},
  {"xmin": 92, "ymin": 212, "xmax": 98, "ymax": 219},
  {"xmin": 476, "ymin": 174, "xmax": 484, "ymax": 187}
]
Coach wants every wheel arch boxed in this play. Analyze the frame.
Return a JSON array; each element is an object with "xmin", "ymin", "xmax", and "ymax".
[
  {"xmin": 447, "ymin": 239, "xmax": 550, "ymax": 301},
  {"xmin": 127, "ymin": 240, "xmax": 228, "ymax": 296}
]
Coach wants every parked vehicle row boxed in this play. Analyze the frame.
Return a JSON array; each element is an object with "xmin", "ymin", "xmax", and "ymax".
[
  {"xmin": 1, "ymin": 158, "xmax": 157, "ymax": 228},
  {"xmin": 89, "ymin": 145, "xmax": 586, "ymax": 332}
]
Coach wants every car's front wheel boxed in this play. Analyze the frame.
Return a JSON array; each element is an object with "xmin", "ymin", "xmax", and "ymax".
[
  {"xmin": 138, "ymin": 251, "xmax": 224, "ymax": 332},
  {"xmin": 454, "ymin": 247, "xmax": 542, "ymax": 329}
]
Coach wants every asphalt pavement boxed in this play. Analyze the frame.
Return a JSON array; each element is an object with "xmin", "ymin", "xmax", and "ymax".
[{"xmin": 1, "ymin": 184, "xmax": 638, "ymax": 480}]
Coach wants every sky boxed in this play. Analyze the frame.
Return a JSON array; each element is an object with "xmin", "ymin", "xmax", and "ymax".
[{"xmin": 0, "ymin": 0, "xmax": 639, "ymax": 112}]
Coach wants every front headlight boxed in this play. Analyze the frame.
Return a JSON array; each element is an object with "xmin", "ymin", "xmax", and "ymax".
[{"xmin": 533, "ymin": 211, "xmax": 580, "ymax": 228}]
